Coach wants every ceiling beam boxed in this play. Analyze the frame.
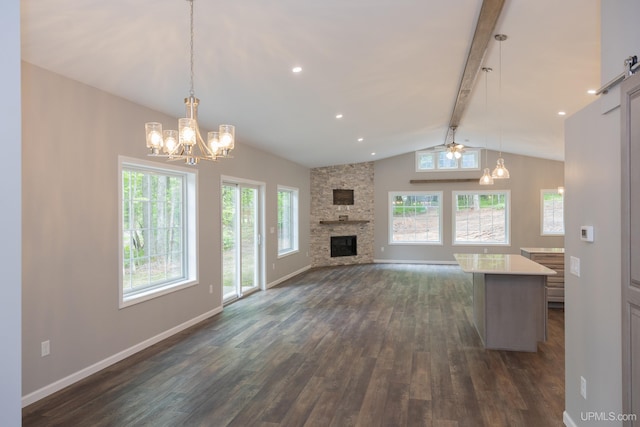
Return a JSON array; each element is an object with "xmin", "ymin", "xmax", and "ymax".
[{"xmin": 448, "ymin": 0, "xmax": 506, "ymax": 133}]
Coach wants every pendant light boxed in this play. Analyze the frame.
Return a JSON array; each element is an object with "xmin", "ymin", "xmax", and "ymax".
[
  {"xmin": 491, "ymin": 34, "xmax": 510, "ymax": 179},
  {"xmin": 479, "ymin": 66, "xmax": 494, "ymax": 185}
]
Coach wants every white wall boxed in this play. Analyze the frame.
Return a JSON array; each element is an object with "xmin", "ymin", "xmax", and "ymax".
[
  {"xmin": 21, "ymin": 63, "xmax": 311, "ymax": 403},
  {"xmin": 563, "ymin": 1, "xmax": 640, "ymax": 426},
  {"xmin": 0, "ymin": 1, "xmax": 22, "ymax": 425}
]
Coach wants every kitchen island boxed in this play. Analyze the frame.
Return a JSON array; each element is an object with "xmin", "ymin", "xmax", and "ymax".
[{"xmin": 454, "ymin": 253, "xmax": 557, "ymax": 352}]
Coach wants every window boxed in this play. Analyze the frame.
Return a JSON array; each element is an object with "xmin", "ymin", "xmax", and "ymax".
[
  {"xmin": 389, "ymin": 192, "xmax": 442, "ymax": 244},
  {"xmin": 277, "ymin": 186, "xmax": 299, "ymax": 256},
  {"xmin": 119, "ymin": 157, "xmax": 197, "ymax": 307},
  {"xmin": 453, "ymin": 191, "xmax": 510, "ymax": 245},
  {"xmin": 416, "ymin": 149, "xmax": 480, "ymax": 172},
  {"xmin": 541, "ymin": 189, "xmax": 564, "ymax": 235}
]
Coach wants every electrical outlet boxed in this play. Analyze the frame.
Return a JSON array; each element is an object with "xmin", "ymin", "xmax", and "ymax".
[
  {"xmin": 209, "ymin": 285, "xmax": 213, "ymax": 294},
  {"xmin": 41, "ymin": 340, "xmax": 50, "ymax": 357},
  {"xmin": 272, "ymin": 263, "xmax": 275, "ymax": 270},
  {"xmin": 381, "ymin": 246, "xmax": 385, "ymax": 252},
  {"xmin": 580, "ymin": 376, "xmax": 587, "ymax": 399}
]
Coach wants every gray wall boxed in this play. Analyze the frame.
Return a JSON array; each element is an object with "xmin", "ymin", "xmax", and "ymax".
[
  {"xmin": 565, "ymin": 94, "xmax": 621, "ymax": 426},
  {"xmin": 1, "ymin": 0, "xmax": 22, "ymax": 424},
  {"xmin": 374, "ymin": 150, "xmax": 564, "ymax": 262},
  {"xmin": 563, "ymin": 1, "xmax": 640, "ymax": 426},
  {"xmin": 21, "ymin": 63, "xmax": 310, "ymax": 400}
]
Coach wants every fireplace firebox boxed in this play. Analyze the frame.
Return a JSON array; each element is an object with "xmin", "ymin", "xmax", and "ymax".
[{"xmin": 331, "ymin": 235, "xmax": 357, "ymax": 257}]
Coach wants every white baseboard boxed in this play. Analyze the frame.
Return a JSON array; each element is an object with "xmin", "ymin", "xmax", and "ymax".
[
  {"xmin": 563, "ymin": 411, "xmax": 578, "ymax": 427},
  {"xmin": 373, "ymin": 259, "xmax": 459, "ymax": 265},
  {"xmin": 22, "ymin": 305, "xmax": 223, "ymax": 407},
  {"xmin": 266, "ymin": 265, "xmax": 311, "ymax": 289}
]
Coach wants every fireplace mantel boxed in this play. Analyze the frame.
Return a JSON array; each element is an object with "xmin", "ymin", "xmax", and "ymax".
[{"xmin": 319, "ymin": 220, "xmax": 370, "ymax": 225}]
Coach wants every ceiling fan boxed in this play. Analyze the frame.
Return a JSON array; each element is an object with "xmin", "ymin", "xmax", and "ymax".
[
  {"xmin": 425, "ymin": 126, "xmax": 467, "ymax": 159},
  {"xmin": 444, "ymin": 127, "xmax": 466, "ymax": 159}
]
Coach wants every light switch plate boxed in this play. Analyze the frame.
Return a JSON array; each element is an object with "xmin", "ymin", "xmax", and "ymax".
[{"xmin": 570, "ymin": 256, "xmax": 580, "ymax": 277}]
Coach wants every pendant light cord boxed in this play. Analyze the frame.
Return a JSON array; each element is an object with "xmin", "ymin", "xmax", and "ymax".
[
  {"xmin": 189, "ymin": 0, "xmax": 195, "ymax": 97},
  {"xmin": 484, "ymin": 67, "xmax": 490, "ymax": 166},
  {"xmin": 497, "ymin": 34, "xmax": 505, "ymax": 158}
]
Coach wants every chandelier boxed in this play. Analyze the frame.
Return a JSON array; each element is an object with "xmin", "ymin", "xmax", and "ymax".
[
  {"xmin": 145, "ymin": 0, "xmax": 235, "ymax": 165},
  {"xmin": 445, "ymin": 127, "xmax": 465, "ymax": 160},
  {"xmin": 491, "ymin": 34, "xmax": 509, "ymax": 179}
]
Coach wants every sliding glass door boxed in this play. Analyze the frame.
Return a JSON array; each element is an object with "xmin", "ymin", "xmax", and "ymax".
[{"xmin": 222, "ymin": 180, "xmax": 262, "ymax": 302}]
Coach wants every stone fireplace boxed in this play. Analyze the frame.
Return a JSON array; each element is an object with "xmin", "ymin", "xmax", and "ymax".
[{"xmin": 310, "ymin": 162, "xmax": 374, "ymax": 267}]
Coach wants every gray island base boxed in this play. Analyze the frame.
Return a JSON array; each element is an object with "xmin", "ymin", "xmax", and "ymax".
[{"xmin": 454, "ymin": 253, "xmax": 557, "ymax": 352}]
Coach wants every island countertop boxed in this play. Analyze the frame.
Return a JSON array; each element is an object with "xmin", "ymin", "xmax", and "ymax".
[{"xmin": 454, "ymin": 253, "xmax": 557, "ymax": 276}]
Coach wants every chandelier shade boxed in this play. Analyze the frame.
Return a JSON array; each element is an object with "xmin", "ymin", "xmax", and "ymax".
[{"xmin": 144, "ymin": 0, "xmax": 235, "ymax": 165}]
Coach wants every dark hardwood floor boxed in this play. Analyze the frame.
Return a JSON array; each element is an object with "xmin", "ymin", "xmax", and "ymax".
[{"xmin": 23, "ymin": 264, "xmax": 565, "ymax": 427}]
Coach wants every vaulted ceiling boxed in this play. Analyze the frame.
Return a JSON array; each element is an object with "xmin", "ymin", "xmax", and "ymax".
[{"xmin": 20, "ymin": 0, "xmax": 600, "ymax": 168}]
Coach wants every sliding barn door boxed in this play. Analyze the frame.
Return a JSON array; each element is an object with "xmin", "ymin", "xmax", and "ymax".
[{"xmin": 621, "ymin": 71, "xmax": 640, "ymax": 425}]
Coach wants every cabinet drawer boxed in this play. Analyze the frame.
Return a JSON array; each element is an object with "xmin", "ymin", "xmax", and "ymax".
[
  {"xmin": 530, "ymin": 254, "xmax": 563, "ymax": 266},
  {"xmin": 547, "ymin": 287, "xmax": 565, "ymax": 298}
]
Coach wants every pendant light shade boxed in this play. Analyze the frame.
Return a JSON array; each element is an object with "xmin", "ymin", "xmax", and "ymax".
[
  {"xmin": 491, "ymin": 157, "xmax": 510, "ymax": 179},
  {"xmin": 480, "ymin": 168, "xmax": 494, "ymax": 185}
]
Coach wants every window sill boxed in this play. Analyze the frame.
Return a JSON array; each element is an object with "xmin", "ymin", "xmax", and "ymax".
[
  {"xmin": 120, "ymin": 279, "xmax": 197, "ymax": 309},
  {"xmin": 278, "ymin": 249, "xmax": 299, "ymax": 259}
]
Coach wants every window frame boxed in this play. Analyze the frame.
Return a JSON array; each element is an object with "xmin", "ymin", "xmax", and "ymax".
[
  {"xmin": 277, "ymin": 185, "xmax": 299, "ymax": 257},
  {"xmin": 388, "ymin": 191, "xmax": 443, "ymax": 245},
  {"xmin": 452, "ymin": 190, "xmax": 511, "ymax": 246},
  {"xmin": 118, "ymin": 156, "xmax": 198, "ymax": 308},
  {"xmin": 415, "ymin": 149, "xmax": 481, "ymax": 172},
  {"xmin": 540, "ymin": 189, "xmax": 565, "ymax": 236}
]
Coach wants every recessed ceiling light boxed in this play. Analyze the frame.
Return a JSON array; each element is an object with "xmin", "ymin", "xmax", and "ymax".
[
  {"xmin": 357, "ymin": 138, "xmax": 364, "ymax": 142},
  {"xmin": 558, "ymin": 111, "xmax": 566, "ymax": 116},
  {"xmin": 371, "ymin": 152, "xmax": 376, "ymax": 156},
  {"xmin": 587, "ymin": 89, "xmax": 597, "ymax": 95},
  {"xmin": 335, "ymin": 114, "xmax": 343, "ymax": 119},
  {"xmin": 292, "ymin": 66, "xmax": 302, "ymax": 73}
]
